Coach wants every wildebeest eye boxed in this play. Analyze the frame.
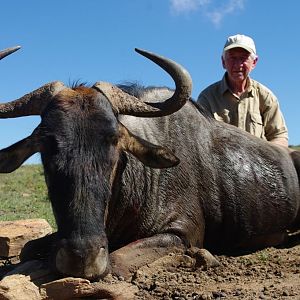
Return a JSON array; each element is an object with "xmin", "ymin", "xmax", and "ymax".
[{"xmin": 106, "ymin": 134, "xmax": 118, "ymax": 145}]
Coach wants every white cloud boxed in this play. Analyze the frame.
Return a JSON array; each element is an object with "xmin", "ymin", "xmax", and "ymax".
[
  {"xmin": 169, "ymin": 0, "xmax": 245, "ymax": 26},
  {"xmin": 170, "ymin": 0, "xmax": 211, "ymax": 14},
  {"xmin": 207, "ymin": 0, "xmax": 245, "ymax": 27}
]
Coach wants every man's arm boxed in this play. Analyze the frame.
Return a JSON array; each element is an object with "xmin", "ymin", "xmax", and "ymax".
[
  {"xmin": 262, "ymin": 93, "xmax": 289, "ymax": 147},
  {"xmin": 268, "ymin": 137, "xmax": 289, "ymax": 147}
]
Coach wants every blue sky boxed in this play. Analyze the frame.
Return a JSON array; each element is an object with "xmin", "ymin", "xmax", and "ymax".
[{"xmin": 1, "ymin": 0, "xmax": 299, "ymax": 164}]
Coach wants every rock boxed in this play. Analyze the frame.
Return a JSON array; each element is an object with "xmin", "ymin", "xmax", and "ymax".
[
  {"xmin": 40, "ymin": 277, "xmax": 91, "ymax": 299},
  {"xmin": 0, "ymin": 219, "xmax": 52, "ymax": 258},
  {"xmin": 40, "ymin": 277, "xmax": 138, "ymax": 299},
  {"xmin": 0, "ymin": 274, "xmax": 41, "ymax": 300},
  {"xmin": 0, "ymin": 268, "xmax": 138, "ymax": 299}
]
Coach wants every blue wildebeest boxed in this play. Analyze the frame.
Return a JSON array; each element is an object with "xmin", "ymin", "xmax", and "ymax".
[{"xmin": 0, "ymin": 48, "xmax": 299, "ymax": 280}]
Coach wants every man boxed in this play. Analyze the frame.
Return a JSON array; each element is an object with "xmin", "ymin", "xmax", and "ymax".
[{"xmin": 197, "ymin": 34, "xmax": 288, "ymax": 147}]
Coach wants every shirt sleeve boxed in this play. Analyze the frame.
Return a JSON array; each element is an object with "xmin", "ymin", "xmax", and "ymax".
[{"xmin": 261, "ymin": 92, "xmax": 288, "ymax": 141}]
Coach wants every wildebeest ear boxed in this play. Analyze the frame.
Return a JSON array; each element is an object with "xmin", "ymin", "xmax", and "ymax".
[
  {"xmin": 0, "ymin": 130, "xmax": 40, "ymax": 173},
  {"xmin": 118, "ymin": 123, "xmax": 180, "ymax": 169}
]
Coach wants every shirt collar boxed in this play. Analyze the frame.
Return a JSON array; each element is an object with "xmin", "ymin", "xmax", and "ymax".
[{"xmin": 221, "ymin": 73, "xmax": 254, "ymax": 97}]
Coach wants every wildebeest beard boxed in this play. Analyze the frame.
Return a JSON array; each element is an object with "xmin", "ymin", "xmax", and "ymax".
[
  {"xmin": 40, "ymin": 97, "xmax": 116, "ymax": 238},
  {"xmin": 43, "ymin": 148, "xmax": 112, "ymax": 235}
]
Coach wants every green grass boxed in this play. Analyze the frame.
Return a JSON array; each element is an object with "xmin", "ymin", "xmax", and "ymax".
[
  {"xmin": 0, "ymin": 165, "xmax": 56, "ymax": 229},
  {"xmin": 290, "ymin": 145, "xmax": 300, "ymax": 151}
]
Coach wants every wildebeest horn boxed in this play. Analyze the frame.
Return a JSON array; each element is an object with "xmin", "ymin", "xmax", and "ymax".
[
  {"xmin": 0, "ymin": 46, "xmax": 21, "ymax": 60},
  {"xmin": 93, "ymin": 48, "xmax": 192, "ymax": 117},
  {"xmin": 0, "ymin": 81, "xmax": 66, "ymax": 118}
]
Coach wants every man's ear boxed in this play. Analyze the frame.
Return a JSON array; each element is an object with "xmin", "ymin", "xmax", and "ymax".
[
  {"xmin": 0, "ymin": 131, "xmax": 40, "ymax": 173},
  {"xmin": 221, "ymin": 55, "xmax": 226, "ymax": 69},
  {"xmin": 251, "ymin": 55, "xmax": 258, "ymax": 70},
  {"xmin": 118, "ymin": 122, "xmax": 180, "ymax": 169}
]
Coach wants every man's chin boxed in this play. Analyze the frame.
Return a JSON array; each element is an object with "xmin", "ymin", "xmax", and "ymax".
[{"xmin": 231, "ymin": 74, "xmax": 245, "ymax": 81}]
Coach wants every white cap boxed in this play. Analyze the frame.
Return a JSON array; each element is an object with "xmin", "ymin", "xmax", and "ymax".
[{"xmin": 223, "ymin": 34, "xmax": 256, "ymax": 55}]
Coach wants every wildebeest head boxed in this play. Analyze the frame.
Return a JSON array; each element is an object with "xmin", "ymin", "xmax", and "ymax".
[{"xmin": 0, "ymin": 49, "xmax": 192, "ymax": 279}]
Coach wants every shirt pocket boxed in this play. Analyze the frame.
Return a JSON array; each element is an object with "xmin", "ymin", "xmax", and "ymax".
[{"xmin": 249, "ymin": 112, "xmax": 264, "ymax": 138}]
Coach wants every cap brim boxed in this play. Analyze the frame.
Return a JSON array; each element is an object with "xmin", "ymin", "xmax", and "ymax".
[{"xmin": 223, "ymin": 43, "xmax": 254, "ymax": 54}]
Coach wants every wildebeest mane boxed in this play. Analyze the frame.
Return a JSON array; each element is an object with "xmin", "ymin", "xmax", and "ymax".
[
  {"xmin": 69, "ymin": 80, "xmax": 90, "ymax": 89},
  {"xmin": 117, "ymin": 82, "xmax": 172, "ymax": 98},
  {"xmin": 117, "ymin": 82, "xmax": 211, "ymax": 118}
]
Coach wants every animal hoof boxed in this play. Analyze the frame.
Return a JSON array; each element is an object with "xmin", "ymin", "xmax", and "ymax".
[{"xmin": 186, "ymin": 247, "xmax": 220, "ymax": 269}]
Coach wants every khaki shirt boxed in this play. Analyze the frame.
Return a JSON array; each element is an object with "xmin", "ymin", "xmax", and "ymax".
[{"xmin": 197, "ymin": 74, "xmax": 288, "ymax": 141}]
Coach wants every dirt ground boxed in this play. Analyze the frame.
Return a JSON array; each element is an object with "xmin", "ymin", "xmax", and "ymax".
[
  {"xmin": 0, "ymin": 237, "xmax": 299, "ymax": 299},
  {"xmin": 128, "ymin": 243, "xmax": 300, "ymax": 299},
  {"xmin": 74, "ymin": 234, "xmax": 299, "ymax": 300}
]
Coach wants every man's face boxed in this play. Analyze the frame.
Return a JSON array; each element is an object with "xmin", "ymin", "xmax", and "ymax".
[{"xmin": 222, "ymin": 47, "xmax": 258, "ymax": 83}]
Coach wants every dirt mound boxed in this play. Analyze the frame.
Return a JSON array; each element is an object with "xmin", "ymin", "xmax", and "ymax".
[{"xmin": 131, "ymin": 244, "xmax": 299, "ymax": 299}]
